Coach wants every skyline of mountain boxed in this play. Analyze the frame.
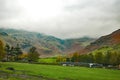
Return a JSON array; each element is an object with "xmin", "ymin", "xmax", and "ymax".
[{"xmin": 0, "ymin": 28, "xmax": 95, "ymax": 57}]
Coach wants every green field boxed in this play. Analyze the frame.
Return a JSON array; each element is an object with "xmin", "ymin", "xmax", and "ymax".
[
  {"xmin": 0, "ymin": 62, "xmax": 120, "ymax": 80},
  {"xmin": 39, "ymin": 58, "xmax": 56, "ymax": 63}
]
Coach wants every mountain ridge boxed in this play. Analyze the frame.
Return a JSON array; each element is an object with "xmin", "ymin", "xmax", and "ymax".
[
  {"xmin": 0, "ymin": 28, "xmax": 95, "ymax": 57},
  {"xmin": 79, "ymin": 29, "xmax": 120, "ymax": 54}
]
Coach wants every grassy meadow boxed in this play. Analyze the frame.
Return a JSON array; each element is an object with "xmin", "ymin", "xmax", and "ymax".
[
  {"xmin": 0, "ymin": 62, "xmax": 120, "ymax": 80},
  {"xmin": 39, "ymin": 58, "xmax": 56, "ymax": 63}
]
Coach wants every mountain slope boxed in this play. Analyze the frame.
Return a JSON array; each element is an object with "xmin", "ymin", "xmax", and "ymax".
[
  {"xmin": 80, "ymin": 29, "xmax": 120, "ymax": 54},
  {"xmin": 0, "ymin": 28, "xmax": 95, "ymax": 57}
]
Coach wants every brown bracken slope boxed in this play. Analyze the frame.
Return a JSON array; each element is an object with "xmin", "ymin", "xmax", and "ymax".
[{"xmin": 79, "ymin": 29, "xmax": 120, "ymax": 54}]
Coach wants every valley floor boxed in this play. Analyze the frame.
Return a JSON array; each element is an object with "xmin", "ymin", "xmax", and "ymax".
[{"xmin": 0, "ymin": 62, "xmax": 120, "ymax": 80}]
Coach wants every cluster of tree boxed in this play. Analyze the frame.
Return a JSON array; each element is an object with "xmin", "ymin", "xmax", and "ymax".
[
  {"xmin": 70, "ymin": 51, "xmax": 120, "ymax": 66},
  {"xmin": 0, "ymin": 39, "xmax": 40, "ymax": 62},
  {"xmin": 27, "ymin": 46, "xmax": 40, "ymax": 62},
  {"xmin": 5, "ymin": 44, "xmax": 23, "ymax": 61},
  {"xmin": 19, "ymin": 46, "xmax": 40, "ymax": 63},
  {"xmin": 56, "ymin": 51, "xmax": 120, "ymax": 66},
  {"xmin": 56, "ymin": 55, "xmax": 66, "ymax": 62}
]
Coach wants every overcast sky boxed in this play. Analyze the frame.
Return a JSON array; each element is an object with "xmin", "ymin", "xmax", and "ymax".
[{"xmin": 0, "ymin": 0, "xmax": 120, "ymax": 39}]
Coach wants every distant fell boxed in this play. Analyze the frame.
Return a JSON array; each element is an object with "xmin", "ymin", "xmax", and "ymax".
[{"xmin": 0, "ymin": 28, "xmax": 95, "ymax": 57}]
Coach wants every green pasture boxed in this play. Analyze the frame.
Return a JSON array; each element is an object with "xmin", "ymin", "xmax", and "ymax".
[
  {"xmin": 39, "ymin": 58, "xmax": 56, "ymax": 63},
  {"xmin": 0, "ymin": 62, "xmax": 120, "ymax": 80}
]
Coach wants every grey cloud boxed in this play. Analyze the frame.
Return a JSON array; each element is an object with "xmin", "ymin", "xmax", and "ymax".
[
  {"xmin": 0, "ymin": 0, "xmax": 21, "ymax": 20},
  {"xmin": 0, "ymin": 0, "xmax": 120, "ymax": 39},
  {"xmin": 55, "ymin": 0, "xmax": 120, "ymax": 38}
]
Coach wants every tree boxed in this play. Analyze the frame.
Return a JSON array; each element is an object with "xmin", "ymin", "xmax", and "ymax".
[
  {"xmin": 117, "ymin": 52, "xmax": 120, "ymax": 65},
  {"xmin": 71, "ymin": 52, "xmax": 79, "ymax": 62},
  {"xmin": 56, "ymin": 55, "xmax": 66, "ymax": 62},
  {"xmin": 103, "ymin": 51, "xmax": 120, "ymax": 65},
  {"xmin": 0, "ymin": 40, "xmax": 5, "ymax": 61},
  {"xmin": 28, "ymin": 46, "xmax": 39, "ymax": 62},
  {"xmin": 14, "ymin": 44, "xmax": 23, "ymax": 61},
  {"xmin": 109, "ymin": 51, "xmax": 118, "ymax": 65},
  {"xmin": 5, "ymin": 44, "xmax": 23, "ymax": 61},
  {"xmin": 103, "ymin": 51, "xmax": 111, "ymax": 65},
  {"xmin": 5, "ymin": 44, "xmax": 11, "ymax": 61},
  {"xmin": 19, "ymin": 53, "xmax": 28, "ymax": 61},
  {"xmin": 94, "ymin": 52, "xmax": 104, "ymax": 64},
  {"xmin": 87, "ymin": 53, "xmax": 94, "ymax": 63}
]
